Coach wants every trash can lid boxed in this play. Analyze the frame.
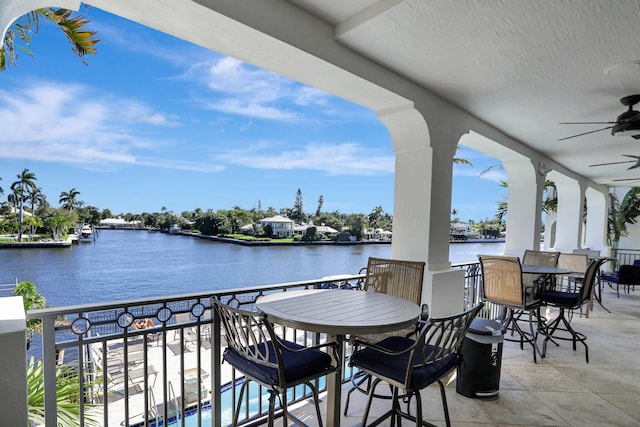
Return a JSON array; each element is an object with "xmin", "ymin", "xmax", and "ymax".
[{"xmin": 468, "ymin": 318, "xmax": 505, "ymax": 336}]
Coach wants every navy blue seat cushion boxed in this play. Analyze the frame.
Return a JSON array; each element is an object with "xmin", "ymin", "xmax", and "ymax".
[
  {"xmin": 601, "ymin": 272, "xmax": 618, "ymax": 282},
  {"xmin": 540, "ymin": 289, "xmax": 580, "ymax": 307},
  {"xmin": 223, "ymin": 340, "xmax": 332, "ymax": 387},
  {"xmin": 350, "ymin": 336, "xmax": 458, "ymax": 391}
]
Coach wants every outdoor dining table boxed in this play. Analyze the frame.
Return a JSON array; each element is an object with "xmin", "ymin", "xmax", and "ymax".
[
  {"xmin": 256, "ymin": 288, "xmax": 421, "ymax": 427},
  {"xmin": 521, "ymin": 264, "xmax": 572, "ymax": 290},
  {"xmin": 521, "ymin": 264, "xmax": 572, "ymax": 276}
]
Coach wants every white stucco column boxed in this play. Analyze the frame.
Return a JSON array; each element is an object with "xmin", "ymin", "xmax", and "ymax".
[
  {"xmin": 548, "ymin": 172, "xmax": 583, "ymax": 252},
  {"xmin": 379, "ymin": 105, "xmax": 466, "ymax": 317},
  {"xmin": 503, "ymin": 159, "xmax": 542, "ymax": 257},
  {"xmin": 583, "ymin": 186, "xmax": 608, "ymax": 253},
  {"xmin": 424, "ymin": 125, "xmax": 468, "ymax": 316},
  {"xmin": 380, "ymin": 106, "xmax": 431, "ymax": 263},
  {"xmin": 0, "ymin": 296, "xmax": 28, "ymax": 426}
]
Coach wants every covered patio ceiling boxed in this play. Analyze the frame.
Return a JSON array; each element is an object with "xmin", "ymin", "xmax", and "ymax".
[
  {"xmin": 7, "ymin": 1, "xmax": 640, "ymax": 186},
  {"xmin": 285, "ymin": 0, "xmax": 640, "ymax": 186}
]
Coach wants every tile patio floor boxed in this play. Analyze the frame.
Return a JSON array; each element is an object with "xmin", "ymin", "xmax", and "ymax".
[{"xmin": 290, "ymin": 285, "xmax": 640, "ymax": 427}]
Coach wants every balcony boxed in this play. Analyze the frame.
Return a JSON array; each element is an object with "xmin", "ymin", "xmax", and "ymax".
[{"xmin": 7, "ymin": 263, "xmax": 640, "ymax": 426}]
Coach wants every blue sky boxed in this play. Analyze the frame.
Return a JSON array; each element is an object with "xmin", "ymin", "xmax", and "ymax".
[{"xmin": 0, "ymin": 7, "xmax": 506, "ymax": 221}]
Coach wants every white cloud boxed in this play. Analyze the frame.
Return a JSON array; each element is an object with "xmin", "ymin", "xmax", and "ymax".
[
  {"xmin": 0, "ymin": 81, "xmax": 215, "ymax": 173},
  {"xmin": 215, "ymin": 141, "xmax": 394, "ymax": 176},
  {"xmin": 206, "ymin": 99, "xmax": 296, "ymax": 120},
  {"xmin": 135, "ymin": 157, "xmax": 224, "ymax": 173},
  {"xmin": 188, "ymin": 56, "xmax": 336, "ymax": 121},
  {"xmin": 453, "ymin": 166, "xmax": 506, "ymax": 183}
]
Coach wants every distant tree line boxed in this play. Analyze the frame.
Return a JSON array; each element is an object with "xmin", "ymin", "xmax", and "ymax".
[
  {"xmin": 0, "ymin": 168, "xmax": 91, "ymax": 242},
  {"xmin": 0, "ymin": 171, "xmax": 393, "ymax": 241}
]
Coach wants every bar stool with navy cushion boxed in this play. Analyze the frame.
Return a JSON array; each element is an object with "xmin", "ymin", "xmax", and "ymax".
[
  {"xmin": 212, "ymin": 296, "xmax": 338, "ymax": 427},
  {"xmin": 349, "ymin": 303, "xmax": 484, "ymax": 427},
  {"xmin": 537, "ymin": 258, "xmax": 606, "ymax": 363},
  {"xmin": 601, "ymin": 259, "xmax": 640, "ymax": 297}
]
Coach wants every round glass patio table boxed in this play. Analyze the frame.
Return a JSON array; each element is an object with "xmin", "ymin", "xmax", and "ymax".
[{"xmin": 256, "ymin": 289, "xmax": 421, "ymax": 427}]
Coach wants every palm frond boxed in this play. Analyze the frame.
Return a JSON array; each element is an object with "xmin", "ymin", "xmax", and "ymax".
[
  {"xmin": 44, "ymin": 9, "xmax": 99, "ymax": 63},
  {"xmin": 1, "ymin": 8, "xmax": 98, "ymax": 71}
]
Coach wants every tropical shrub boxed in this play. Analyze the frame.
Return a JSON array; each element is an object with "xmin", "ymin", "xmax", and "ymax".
[{"xmin": 27, "ymin": 357, "xmax": 100, "ymax": 426}]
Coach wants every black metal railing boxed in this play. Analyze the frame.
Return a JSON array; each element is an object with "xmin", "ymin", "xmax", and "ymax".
[
  {"xmin": 26, "ymin": 264, "xmax": 487, "ymax": 427},
  {"xmin": 610, "ymin": 248, "xmax": 640, "ymax": 268},
  {"xmin": 27, "ymin": 274, "xmax": 364, "ymax": 427}
]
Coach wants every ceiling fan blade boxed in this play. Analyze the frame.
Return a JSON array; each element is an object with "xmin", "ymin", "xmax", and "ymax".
[
  {"xmin": 589, "ymin": 161, "xmax": 635, "ymax": 167},
  {"xmin": 558, "ymin": 125, "xmax": 615, "ymax": 141},
  {"xmin": 622, "ymin": 154, "xmax": 640, "ymax": 159},
  {"xmin": 559, "ymin": 121, "xmax": 617, "ymax": 125},
  {"xmin": 613, "ymin": 177, "xmax": 640, "ymax": 182}
]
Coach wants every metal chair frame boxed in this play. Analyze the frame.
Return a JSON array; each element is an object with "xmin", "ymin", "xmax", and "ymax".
[
  {"xmin": 349, "ymin": 303, "xmax": 484, "ymax": 427},
  {"xmin": 479, "ymin": 255, "xmax": 544, "ymax": 363},
  {"xmin": 538, "ymin": 258, "xmax": 605, "ymax": 362},
  {"xmin": 212, "ymin": 297, "xmax": 338, "ymax": 427},
  {"xmin": 343, "ymin": 257, "xmax": 426, "ymax": 416}
]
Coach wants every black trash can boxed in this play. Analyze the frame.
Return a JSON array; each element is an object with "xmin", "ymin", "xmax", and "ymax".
[{"xmin": 456, "ymin": 318, "xmax": 505, "ymax": 399}]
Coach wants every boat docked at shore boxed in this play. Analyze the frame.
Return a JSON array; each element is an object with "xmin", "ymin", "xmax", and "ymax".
[{"xmin": 78, "ymin": 225, "xmax": 95, "ymax": 242}]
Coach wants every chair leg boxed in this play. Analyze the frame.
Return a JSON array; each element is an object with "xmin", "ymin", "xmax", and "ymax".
[
  {"xmin": 280, "ymin": 391, "xmax": 288, "ymax": 427},
  {"xmin": 362, "ymin": 377, "xmax": 380, "ymax": 427},
  {"xmin": 234, "ymin": 381, "xmax": 250, "ymax": 427},
  {"xmin": 437, "ymin": 380, "xmax": 452, "ymax": 427},
  {"xmin": 362, "ymin": 377, "xmax": 395, "ymax": 427},
  {"xmin": 502, "ymin": 308, "xmax": 538, "ymax": 363},
  {"xmin": 344, "ymin": 371, "xmax": 370, "ymax": 416},
  {"xmin": 306, "ymin": 381, "xmax": 324, "ymax": 427},
  {"xmin": 541, "ymin": 307, "xmax": 589, "ymax": 363}
]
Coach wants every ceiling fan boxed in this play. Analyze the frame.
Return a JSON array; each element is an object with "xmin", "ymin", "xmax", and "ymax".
[
  {"xmin": 613, "ymin": 177, "xmax": 640, "ymax": 182},
  {"xmin": 559, "ymin": 94, "xmax": 640, "ymax": 141},
  {"xmin": 589, "ymin": 154, "xmax": 640, "ymax": 170}
]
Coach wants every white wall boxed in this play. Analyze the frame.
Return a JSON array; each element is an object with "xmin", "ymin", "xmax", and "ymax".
[{"xmin": 0, "ymin": 296, "xmax": 28, "ymax": 426}]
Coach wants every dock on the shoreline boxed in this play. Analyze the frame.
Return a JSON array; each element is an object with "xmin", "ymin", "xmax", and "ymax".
[{"xmin": 0, "ymin": 240, "xmax": 72, "ymax": 249}]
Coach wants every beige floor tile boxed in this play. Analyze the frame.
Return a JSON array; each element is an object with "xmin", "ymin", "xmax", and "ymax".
[{"xmin": 534, "ymin": 391, "xmax": 639, "ymax": 427}]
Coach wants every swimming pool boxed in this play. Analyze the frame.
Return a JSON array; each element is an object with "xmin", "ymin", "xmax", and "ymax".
[{"xmin": 151, "ymin": 380, "xmax": 321, "ymax": 427}]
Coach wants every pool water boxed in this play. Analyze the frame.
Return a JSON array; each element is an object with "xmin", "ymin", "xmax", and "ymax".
[{"xmin": 155, "ymin": 380, "xmax": 322, "ymax": 427}]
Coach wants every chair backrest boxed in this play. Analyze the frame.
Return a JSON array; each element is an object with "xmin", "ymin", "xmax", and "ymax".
[
  {"xmin": 211, "ymin": 297, "xmax": 280, "ymax": 370},
  {"xmin": 572, "ymin": 248, "xmax": 601, "ymax": 259},
  {"xmin": 558, "ymin": 253, "xmax": 588, "ymax": 273},
  {"xmin": 406, "ymin": 302, "xmax": 484, "ymax": 388},
  {"xmin": 364, "ymin": 257, "xmax": 425, "ymax": 305},
  {"xmin": 523, "ymin": 250, "xmax": 559, "ymax": 267},
  {"xmin": 578, "ymin": 259, "xmax": 603, "ymax": 306},
  {"xmin": 616, "ymin": 264, "xmax": 640, "ymax": 286},
  {"xmin": 478, "ymin": 255, "xmax": 525, "ymax": 308}
]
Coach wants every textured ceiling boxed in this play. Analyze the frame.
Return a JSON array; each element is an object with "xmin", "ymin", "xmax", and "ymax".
[{"xmin": 288, "ymin": 0, "xmax": 640, "ymax": 186}]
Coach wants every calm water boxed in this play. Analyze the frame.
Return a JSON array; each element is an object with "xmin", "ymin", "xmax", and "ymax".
[{"xmin": 1, "ymin": 230, "xmax": 504, "ymax": 307}]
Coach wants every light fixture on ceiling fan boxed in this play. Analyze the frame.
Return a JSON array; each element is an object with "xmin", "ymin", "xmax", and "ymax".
[
  {"xmin": 559, "ymin": 94, "xmax": 640, "ymax": 141},
  {"xmin": 590, "ymin": 154, "xmax": 640, "ymax": 170}
]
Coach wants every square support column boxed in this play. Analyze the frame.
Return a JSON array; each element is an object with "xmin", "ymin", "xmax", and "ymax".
[
  {"xmin": 0, "ymin": 296, "xmax": 28, "ymax": 426},
  {"xmin": 424, "ymin": 269, "xmax": 466, "ymax": 317}
]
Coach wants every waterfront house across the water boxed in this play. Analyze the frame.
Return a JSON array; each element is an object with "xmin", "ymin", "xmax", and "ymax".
[{"xmin": 259, "ymin": 215, "xmax": 294, "ymax": 238}]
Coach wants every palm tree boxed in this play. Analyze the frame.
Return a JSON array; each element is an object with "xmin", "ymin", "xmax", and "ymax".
[
  {"xmin": 59, "ymin": 188, "xmax": 81, "ymax": 211},
  {"xmin": 608, "ymin": 188, "xmax": 640, "ymax": 254},
  {"xmin": 27, "ymin": 187, "xmax": 46, "ymax": 239},
  {"xmin": 10, "ymin": 168, "xmax": 37, "ymax": 242},
  {"xmin": 1, "ymin": 8, "xmax": 99, "ymax": 71},
  {"xmin": 28, "ymin": 187, "xmax": 46, "ymax": 215}
]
